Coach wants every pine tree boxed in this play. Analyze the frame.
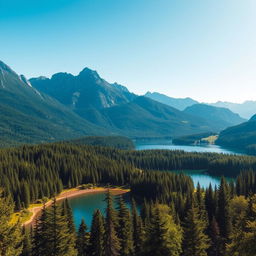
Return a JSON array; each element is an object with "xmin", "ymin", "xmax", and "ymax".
[
  {"xmin": 47, "ymin": 197, "xmax": 77, "ymax": 256},
  {"xmin": 32, "ymin": 204, "xmax": 51, "ymax": 256},
  {"xmin": 104, "ymin": 191, "xmax": 120, "ymax": 256},
  {"xmin": 217, "ymin": 177, "xmax": 232, "ymax": 254},
  {"xmin": 21, "ymin": 227, "xmax": 32, "ymax": 256},
  {"xmin": 208, "ymin": 217, "xmax": 221, "ymax": 256},
  {"xmin": 145, "ymin": 204, "xmax": 183, "ymax": 256},
  {"xmin": 0, "ymin": 193, "xmax": 23, "ymax": 256},
  {"xmin": 182, "ymin": 206, "xmax": 209, "ymax": 256},
  {"xmin": 89, "ymin": 210, "xmax": 105, "ymax": 256},
  {"xmin": 131, "ymin": 199, "xmax": 145, "ymax": 256},
  {"xmin": 117, "ymin": 196, "xmax": 134, "ymax": 256},
  {"xmin": 76, "ymin": 219, "xmax": 89, "ymax": 256},
  {"xmin": 62, "ymin": 199, "xmax": 77, "ymax": 255}
]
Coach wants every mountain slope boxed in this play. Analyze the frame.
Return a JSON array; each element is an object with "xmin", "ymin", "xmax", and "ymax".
[
  {"xmin": 30, "ymin": 68, "xmax": 136, "ymax": 119},
  {"xmin": 0, "ymin": 61, "xmax": 106, "ymax": 146},
  {"xmin": 184, "ymin": 104, "xmax": 246, "ymax": 131},
  {"xmin": 217, "ymin": 115, "xmax": 256, "ymax": 152},
  {"xmin": 145, "ymin": 91, "xmax": 198, "ymax": 110},
  {"xmin": 209, "ymin": 101, "xmax": 256, "ymax": 119},
  {"xmin": 92, "ymin": 96, "xmax": 216, "ymax": 137}
]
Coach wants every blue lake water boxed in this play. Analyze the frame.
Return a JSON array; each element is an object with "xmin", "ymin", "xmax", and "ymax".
[
  {"xmin": 69, "ymin": 192, "xmax": 131, "ymax": 230},
  {"xmin": 173, "ymin": 170, "xmax": 234, "ymax": 188},
  {"xmin": 135, "ymin": 141, "xmax": 240, "ymax": 155}
]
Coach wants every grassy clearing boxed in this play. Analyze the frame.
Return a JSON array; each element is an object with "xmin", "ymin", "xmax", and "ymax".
[{"xmin": 201, "ymin": 135, "xmax": 218, "ymax": 144}]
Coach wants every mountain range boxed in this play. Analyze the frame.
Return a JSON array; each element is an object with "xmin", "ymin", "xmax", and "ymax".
[
  {"xmin": 145, "ymin": 92, "xmax": 198, "ymax": 110},
  {"xmin": 0, "ymin": 60, "xmax": 251, "ymax": 146}
]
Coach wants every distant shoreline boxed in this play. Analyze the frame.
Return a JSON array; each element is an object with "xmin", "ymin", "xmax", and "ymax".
[{"xmin": 23, "ymin": 187, "xmax": 129, "ymax": 227}]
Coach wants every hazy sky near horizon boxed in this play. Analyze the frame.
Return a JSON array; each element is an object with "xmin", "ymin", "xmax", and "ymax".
[{"xmin": 1, "ymin": 0, "xmax": 256, "ymax": 103}]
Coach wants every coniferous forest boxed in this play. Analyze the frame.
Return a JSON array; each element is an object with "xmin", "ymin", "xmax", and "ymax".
[{"xmin": 1, "ymin": 142, "xmax": 256, "ymax": 255}]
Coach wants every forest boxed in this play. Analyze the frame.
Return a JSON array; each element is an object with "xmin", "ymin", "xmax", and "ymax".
[{"xmin": 1, "ymin": 142, "xmax": 256, "ymax": 255}]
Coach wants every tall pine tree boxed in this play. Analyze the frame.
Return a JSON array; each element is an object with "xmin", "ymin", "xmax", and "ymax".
[{"xmin": 104, "ymin": 191, "xmax": 120, "ymax": 256}]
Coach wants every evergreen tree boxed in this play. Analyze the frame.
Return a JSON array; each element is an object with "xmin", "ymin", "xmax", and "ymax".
[
  {"xmin": 0, "ymin": 193, "xmax": 23, "ymax": 256},
  {"xmin": 117, "ymin": 196, "xmax": 134, "ymax": 256},
  {"xmin": 131, "ymin": 199, "xmax": 145, "ymax": 256},
  {"xmin": 76, "ymin": 219, "xmax": 89, "ymax": 256},
  {"xmin": 208, "ymin": 217, "xmax": 221, "ymax": 256},
  {"xmin": 217, "ymin": 177, "xmax": 232, "ymax": 254},
  {"xmin": 145, "ymin": 204, "xmax": 183, "ymax": 256},
  {"xmin": 21, "ymin": 227, "xmax": 32, "ymax": 256},
  {"xmin": 62, "ymin": 199, "xmax": 77, "ymax": 254},
  {"xmin": 89, "ymin": 210, "xmax": 105, "ymax": 256},
  {"xmin": 104, "ymin": 191, "xmax": 120, "ymax": 256},
  {"xmin": 182, "ymin": 206, "xmax": 209, "ymax": 256},
  {"xmin": 47, "ymin": 198, "xmax": 77, "ymax": 256},
  {"xmin": 32, "ymin": 204, "xmax": 50, "ymax": 256}
]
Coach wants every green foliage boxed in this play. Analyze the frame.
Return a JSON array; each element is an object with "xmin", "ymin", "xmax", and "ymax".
[
  {"xmin": 117, "ymin": 196, "xmax": 134, "ymax": 256},
  {"xmin": 182, "ymin": 206, "xmax": 210, "ymax": 256},
  {"xmin": 89, "ymin": 210, "xmax": 105, "ymax": 256},
  {"xmin": 76, "ymin": 219, "xmax": 89, "ymax": 256},
  {"xmin": 145, "ymin": 204, "xmax": 183, "ymax": 256},
  {"xmin": 0, "ymin": 193, "xmax": 23, "ymax": 256},
  {"xmin": 32, "ymin": 198, "xmax": 77, "ymax": 256},
  {"xmin": 104, "ymin": 191, "xmax": 120, "ymax": 256}
]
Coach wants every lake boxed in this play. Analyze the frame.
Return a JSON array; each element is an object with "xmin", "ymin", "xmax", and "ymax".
[
  {"xmin": 135, "ymin": 140, "xmax": 240, "ymax": 155},
  {"xmin": 69, "ymin": 192, "xmax": 131, "ymax": 230},
  {"xmin": 173, "ymin": 170, "xmax": 234, "ymax": 188},
  {"xmin": 69, "ymin": 141, "xmax": 237, "ymax": 229}
]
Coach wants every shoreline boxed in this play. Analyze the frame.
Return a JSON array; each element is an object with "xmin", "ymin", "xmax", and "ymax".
[{"xmin": 23, "ymin": 187, "xmax": 129, "ymax": 227}]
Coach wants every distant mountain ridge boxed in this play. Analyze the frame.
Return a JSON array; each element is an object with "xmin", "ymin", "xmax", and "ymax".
[
  {"xmin": 145, "ymin": 91, "xmax": 198, "ymax": 110},
  {"xmin": 184, "ymin": 104, "xmax": 246, "ymax": 131},
  {"xmin": 209, "ymin": 101, "xmax": 256, "ymax": 119}
]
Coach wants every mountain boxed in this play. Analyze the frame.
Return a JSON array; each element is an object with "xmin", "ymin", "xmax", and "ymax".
[
  {"xmin": 145, "ymin": 91, "xmax": 198, "ymax": 110},
  {"xmin": 0, "ymin": 61, "xmax": 106, "ymax": 146},
  {"xmin": 30, "ymin": 68, "xmax": 244, "ymax": 138},
  {"xmin": 217, "ymin": 115, "xmax": 256, "ymax": 153},
  {"xmin": 209, "ymin": 101, "xmax": 256, "ymax": 119},
  {"xmin": 30, "ymin": 68, "xmax": 136, "ymax": 119},
  {"xmin": 79, "ymin": 96, "xmax": 219, "ymax": 137},
  {"xmin": 184, "ymin": 104, "xmax": 246, "ymax": 131}
]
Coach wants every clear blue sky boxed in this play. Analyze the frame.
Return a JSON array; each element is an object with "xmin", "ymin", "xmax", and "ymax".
[{"xmin": 1, "ymin": 0, "xmax": 256, "ymax": 103}]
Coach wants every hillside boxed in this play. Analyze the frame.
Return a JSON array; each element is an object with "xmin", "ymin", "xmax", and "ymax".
[
  {"xmin": 94, "ymin": 96, "xmax": 215, "ymax": 137},
  {"xmin": 217, "ymin": 115, "xmax": 256, "ymax": 153},
  {"xmin": 0, "ymin": 61, "xmax": 106, "ymax": 146},
  {"xmin": 184, "ymin": 104, "xmax": 246, "ymax": 131},
  {"xmin": 145, "ymin": 91, "xmax": 198, "ymax": 110},
  {"xmin": 209, "ymin": 101, "xmax": 256, "ymax": 119}
]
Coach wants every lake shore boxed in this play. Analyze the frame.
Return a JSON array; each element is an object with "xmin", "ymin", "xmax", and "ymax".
[{"xmin": 23, "ymin": 187, "xmax": 129, "ymax": 227}]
